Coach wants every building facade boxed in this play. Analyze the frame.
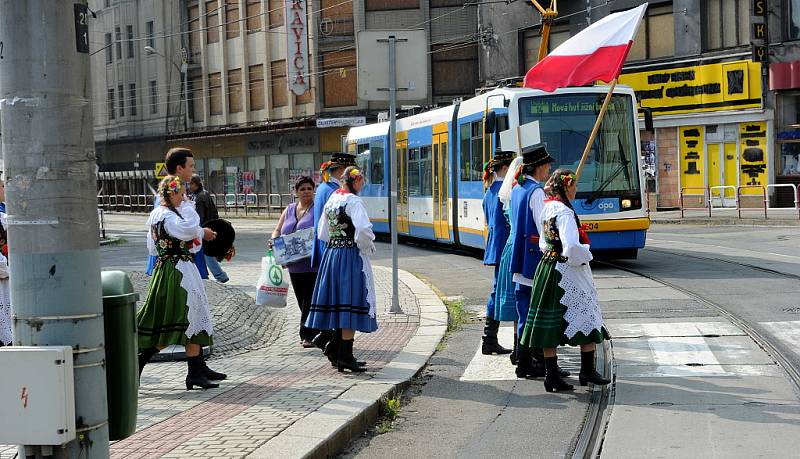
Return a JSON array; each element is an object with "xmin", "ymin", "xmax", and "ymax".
[
  {"xmin": 92, "ymin": 0, "xmax": 478, "ymax": 197},
  {"xmin": 479, "ymin": 0, "xmax": 800, "ymax": 209}
]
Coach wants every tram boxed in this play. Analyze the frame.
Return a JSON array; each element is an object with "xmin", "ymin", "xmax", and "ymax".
[{"xmin": 346, "ymin": 85, "xmax": 650, "ymax": 258}]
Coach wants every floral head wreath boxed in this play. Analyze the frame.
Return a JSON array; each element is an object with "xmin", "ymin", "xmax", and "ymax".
[
  {"xmin": 319, "ymin": 160, "xmax": 334, "ymax": 182},
  {"xmin": 347, "ymin": 167, "xmax": 364, "ymax": 179},
  {"xmin": 158, "ymin": 176, "xmax": 184, "ymax": 196},
  {"xmin": 560, "ymin": 173, "xmax": 576, "ymax": 187}
]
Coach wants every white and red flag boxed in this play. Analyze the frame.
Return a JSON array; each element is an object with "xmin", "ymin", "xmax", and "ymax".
[{"xmin": 523, "ymin": 3, "xmax": 648, "ymax": 92}]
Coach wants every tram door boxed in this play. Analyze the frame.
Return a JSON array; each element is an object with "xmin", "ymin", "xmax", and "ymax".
[
  {"xmin": 395, "ymin": 134, "xmax": 409, "ymax": 233},
  {"xmin": 432, "ymin": 125, "xmax": 449, "ymax": 240}
]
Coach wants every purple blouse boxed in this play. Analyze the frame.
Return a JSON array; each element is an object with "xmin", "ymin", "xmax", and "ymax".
[{"xmin": 281, "ymin": 202, "xmax": 316, "ymax": 273}]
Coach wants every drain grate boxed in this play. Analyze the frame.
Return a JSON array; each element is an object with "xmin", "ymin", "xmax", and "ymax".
[{"xmin": 685, "ymin": 363, "xmax": 704, "ymax": 367}]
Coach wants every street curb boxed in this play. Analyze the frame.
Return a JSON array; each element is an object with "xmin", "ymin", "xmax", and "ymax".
[
  {"xmin": 247, "ymin": 269, "xmax": 447, "ymax": 459},
  {"xmin": 651, "ymin": 218, "xmax": 800, "ymax": 226},
  {"xmin": 99, "ymin": 236, "xmax": 122, "ymax": 246}
]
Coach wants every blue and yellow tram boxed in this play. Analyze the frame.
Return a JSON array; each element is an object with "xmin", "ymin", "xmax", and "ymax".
[{"xmin": 347, "ymin": 85, "xmax": 650, "ymax": 258}]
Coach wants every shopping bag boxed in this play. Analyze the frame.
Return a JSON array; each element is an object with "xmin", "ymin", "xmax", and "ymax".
[{"xmin": 255, "ymin": 250, "xmax": 289, "ymax": 307}]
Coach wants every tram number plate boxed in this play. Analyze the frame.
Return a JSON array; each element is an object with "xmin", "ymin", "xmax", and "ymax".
[{"xmin": 582, "ymin": 222, "xmax": 601, "ymax": 232}]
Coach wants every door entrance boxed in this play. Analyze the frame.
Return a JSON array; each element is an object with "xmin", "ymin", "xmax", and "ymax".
[
  {"xmin": 708, "ymin": 142, "xmax": 738, "ymax": 207},
  {"xmin": 395, "ymin": 135, "xmax": 409, "ymax": 233},
  {"xmin": 432, "ymin": 127, "xmax": 449, "ymax": 240}
]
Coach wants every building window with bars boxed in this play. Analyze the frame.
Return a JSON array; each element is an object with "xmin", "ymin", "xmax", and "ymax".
[
  {"xmin": 105, "ymin": 33, "xmax": 113, "ymax": 64},
  {"xmin": 150, "ymin": 80, "xmax": 158, "ymax": 114},
  {"xmin": 115, "ymin": 26, "xmax": 122, "ymax": 59},
  {"xmin": 126, "ymin": 25, "xmax": 134, "ymax": 58},
  {"xmin": 118, "ymin": 84, "xmax": 125, "ymax": 117},
  {"xmin": 146, "ymin": 21, "xmax": 155, "ymax": 48},
  {"xmin": 108, "ymin": 88, "xmax": 115, "ymax": 121},
  {"xmin": 129, "ymin": 84, "xmax": 137, "ymax": 116}
]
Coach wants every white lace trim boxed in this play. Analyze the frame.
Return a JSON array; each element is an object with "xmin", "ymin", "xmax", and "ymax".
[
  {"xmin": 359, "ymin": 252, "xmax": 377, "ymax": 318},
  {"xmin": 0, "ymin": 279, "xmax": 11, "ymax": 345},
  {"xmin": 555, "ymin": 262, "xmax": 605, "ymax": 339},
  {"xmin": 176, "ymin": 260, "xmax": 214, "ymax": 338}
]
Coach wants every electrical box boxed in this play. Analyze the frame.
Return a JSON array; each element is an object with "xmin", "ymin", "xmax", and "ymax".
[{"xmin": 0, "ymin": 346, "xmax": 76, "ymax": 445}]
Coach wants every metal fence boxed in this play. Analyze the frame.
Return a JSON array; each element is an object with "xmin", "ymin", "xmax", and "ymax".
[
  {"xmin": 97, "ymin": 193, "xmax": 294, "ymax": 218},
  {"xmin": 679, "ymin": 185, "xmax": 800, "ymax": 219}
]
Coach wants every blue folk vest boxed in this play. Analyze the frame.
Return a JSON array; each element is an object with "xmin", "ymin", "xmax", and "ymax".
[
  {"xmin": 310, "ymin": 180, "xmax": 339, "ymax": 270},
  {"xmin": 509, "ymin": 179, "xmax": 544, "ymax": 279},
  {"xmin": 482, "ymin": 180, "xmax": 509, "ymax": 265}
]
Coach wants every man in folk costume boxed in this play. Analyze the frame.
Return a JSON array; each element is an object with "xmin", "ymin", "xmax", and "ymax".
[
  {"xmin": 480, "ymin": 150, "xmax": 514, "ymax": 356},
  {"xmin": 509, "ymin": 144, "xmax": 568, "ymax": 379},
  {"xmin": 309, "ymin": 152, "xmax": 359, "ymax": 362}
]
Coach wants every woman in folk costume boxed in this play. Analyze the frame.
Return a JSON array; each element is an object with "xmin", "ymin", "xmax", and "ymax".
[
  {"xmin": 0, "ymin": 179, "xmax": 10, "ymax": 346},
  {"xmin": 480, "ymin": 150, "xmax": 514, "ymax": 356},
  {"xmin": 493, "ymin": 154, "xmax": 523, "ymax": 363},
  {"xmin": 310, "ymin": 152, "xmax": 357, "ymax": 354},
  {"xmin": 520, "ymin": 169, "xmax": 611, "ymax": 393},
  {"xmin": 306, "ymin": 166, "xmax": 378, "ymax": 373},
  {"xmin": 137, "ymin": 175, "xmax": 227, "ymax": 390}
]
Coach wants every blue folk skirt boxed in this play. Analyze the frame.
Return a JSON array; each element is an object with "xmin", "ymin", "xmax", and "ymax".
[
  {"xmin": 493, "ymin": 240, "xmax": 519, "ymax": 322},
  {"xmin": 145, "ymin": 249, "xmax": 209, "ymax": 279},
  {"xmin": 306, "ymin": 246, "xmax": 378, "ymax": 333}
]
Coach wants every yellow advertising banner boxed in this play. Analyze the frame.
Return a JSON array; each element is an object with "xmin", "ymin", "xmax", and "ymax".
[
  {"xmin": 679, "ymin": 126, "xmax": 705, "ymax": 192},
  {"xmin": 619, "ymin": 60, "xmax": 762, "ymax": 116},
  {"xmin": 739, "ymin": 121, "xmax": 768, "ymax": 195}
]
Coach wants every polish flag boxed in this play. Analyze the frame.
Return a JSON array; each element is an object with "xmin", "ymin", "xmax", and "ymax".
[{"xmin": 523, "ymin": 4, "xmax": 648, "ymax": 92}]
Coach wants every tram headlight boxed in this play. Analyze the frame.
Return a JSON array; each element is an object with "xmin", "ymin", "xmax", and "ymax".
[{"xmin": 621, "ymin": 199, "xmax": 632, "ymax": 209}]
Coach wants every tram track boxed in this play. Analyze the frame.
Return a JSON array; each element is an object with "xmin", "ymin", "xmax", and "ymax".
[{"xmin": 573, "ymin": 250, "xmax": 800, "ymax": 458}]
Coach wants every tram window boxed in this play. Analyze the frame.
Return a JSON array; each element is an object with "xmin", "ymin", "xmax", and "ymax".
[
  {"xmin": 419, "ymin": 145, "xmax": 432, "ymax": 196},
  {"xmin": 408, "ymin": 147, "xmax": 421, "ymax": 196},
  {"xmin": 369, "ymin": 140, "xmax": 384, "ymax": 184},
  {"xmin": 459, "ymin": 121, "xmax": 483, "ymax": 181},
  {"xmin": 356, "ymin": 143, "xmax": 370, "ymax": 182}
]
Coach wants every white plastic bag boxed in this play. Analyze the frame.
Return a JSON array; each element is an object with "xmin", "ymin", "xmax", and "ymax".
[{"xmin": 255, "ymin": 250, "xmax": 289, "ymax": 307}]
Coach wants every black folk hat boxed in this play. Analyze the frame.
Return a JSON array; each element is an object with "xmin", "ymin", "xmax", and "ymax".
[
  {"xmin": 492, "ymin": 150, "xmax": 516, "ymax": 163},
  {"xmin": 521, "ymin": 143, "xmax": 555, "ymax": 168},
  {"xmin": 203, "ymin": 218, "xmax": 236, "ymax": 259},
  {"xmin": 330, "ymin": 152, "xmax": 357, "ymax": 167}
]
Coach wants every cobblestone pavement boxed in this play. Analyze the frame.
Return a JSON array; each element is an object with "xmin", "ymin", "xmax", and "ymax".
[{"xmin": 0, "ymin": 244, "xmax": 422, "ymax": 458}]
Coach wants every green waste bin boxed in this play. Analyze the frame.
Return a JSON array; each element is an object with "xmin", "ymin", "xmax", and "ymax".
[{"xmin": 101, "ymin": 270, "xmax": 140, "ymax": 441}]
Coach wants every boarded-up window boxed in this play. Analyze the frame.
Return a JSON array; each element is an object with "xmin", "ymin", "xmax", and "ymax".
[
  {"xmin": 190, "ymin": 76, "xmax": 204, "ymax": 120},
  {"xmin": 627, "ymin": 4, "xmax": 674, "ymax": 61},
  {"xmin": 248, "ymin": 64, "xmax": 265, "ymax": 110},
  {"xmin": 226, "ymin": 0, "xmax": 240, "ymax": 39},
  {"xmin": 269, "ymin": 0, "xmax": 284, "ymax": 28},
  {"xmin": 228, "ymin": 68, "xmax": 243, "ymax": 113},
  {"xmin": 365, "ymin": 0, "xmax": 418, "ymax": 11},
  {"xmin": 246, "ymin": 0, "xmax": 262, "ymax": 33},
  {"xmin": 431, "ymin": 44, "xmax": 478, "ymax": 97},
  {"xmin": 188, "ymin": 6, "xmax": 201, "ymax": 51},
  {"xmin": 322, "ymin": 50, "xmax": 357, "ymax": 107},
  {"xmin": 206, "ymin": 1, "xmax": 220, "ymax": 44},
  {"xmin": 271, "ymin": 60, "xmax": 288, "ymax": 108},
  {"xmin": 209, "ymin": 72, "xmax": 222, "ymax": 115}
]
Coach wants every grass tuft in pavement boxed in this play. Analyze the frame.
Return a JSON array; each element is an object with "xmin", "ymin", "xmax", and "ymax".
[
  {"xmin": 443, "ymin": 298, "xmax": 469, "ymax": 333},
  {"xmin": 376, "ymin": 396, "xmax": 402, "ymax": 434}
]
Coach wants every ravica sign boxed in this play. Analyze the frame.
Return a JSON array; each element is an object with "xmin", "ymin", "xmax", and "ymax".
[{"xmin": 286, "ymin": 0, "xmax": 309, "ymax": 96}]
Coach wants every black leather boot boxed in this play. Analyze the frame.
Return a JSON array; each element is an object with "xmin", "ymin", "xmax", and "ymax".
[
  {"xmin": 482, "ymin": 317, "xmax": 511, "ymax": 355},
  {"xmin": 578, "ymin": 350, "xmax": 611, "ymax": 386},
  {"xmin": 337, "ymin": 339, "xmax": 367, "ymax": 373},
  {"xmin": 312, "ymin": 330, "xmax": 334, "ymax": 351},
  {"xmin": 544, "ymin": 356, "xmax": 574, "ymax": 393},
  {"xmin": 201, "ymin": 356, "xmax": 227, "ymax": 381},
  {"xmin": 138, "ymin": 347, "xmax": 159, "ymax": 377},
  {"xmin": 515, "ymin": 345, "xmax": 537, "ymax": 379},
  {"xmin": 186, "ymin": 355, "xmax": 220, "ymax": 390},
  {"xmin": 510, "ymin": 332, "xmax": 519, "ymax": 366},
  {"xmin": 532, "ymin": 347, "xmax": 567, "ymax": 377},
  {"xmin": 324, "ymin": 331, "xmax": 341, "ymax": 366}
]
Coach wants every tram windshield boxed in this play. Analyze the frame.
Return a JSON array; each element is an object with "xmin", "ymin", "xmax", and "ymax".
[{"xmin": 518, "ymin": 93, "xmax": 641, "ymax": 203}]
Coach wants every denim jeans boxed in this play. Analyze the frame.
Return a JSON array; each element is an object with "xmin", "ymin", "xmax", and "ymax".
[{"xmin": 204, "ymin": 255, "xmax": 229, "ymax": 282}]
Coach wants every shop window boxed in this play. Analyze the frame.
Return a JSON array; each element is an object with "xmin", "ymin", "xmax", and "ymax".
[
  {"xmin": 269, "ymin": 0, "xmax": 284, "ymax": 28},
  {"xmin": 226, "ymin": 0, "xmax": 240, "ymax": 39},
  {"xmin": 228, "ymin": 68, "xmax": 243, "ymax": 113},
  {"xmin": 627, "ymin": 3, "xmax": 674, "ymax": 61},
  {"xmin": 704, "ymin": 0, "xmax": 749, "ymax": 50},
  {"xmin": 225, "ymin": 157, "xmax": 245, "ymax": 195},
  {"xmin": 270, "ymin": 154, "xmax": 290, "ymax": 194},
  {"xmin": 246, "ymin": 156, "xmax": 268, "ymax": 194},
  {"xmin": 459, "ymin": 121, "xmax": 483, "ymax": 181},
  {"xmin": 249, "ymin": 64, "xmax": 265, "ymax": 110},
  {"xmin": 207, "ymin": 158, "xmax": 225, "ymax": 195},
  {"xmin": 777, "ymin": 93, "xmax": 800, "ymax": 176}
]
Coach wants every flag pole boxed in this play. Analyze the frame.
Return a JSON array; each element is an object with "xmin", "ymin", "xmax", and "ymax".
[{"xmin": 576, "ymin": 78, "xmax": 618, "ymax": 180}]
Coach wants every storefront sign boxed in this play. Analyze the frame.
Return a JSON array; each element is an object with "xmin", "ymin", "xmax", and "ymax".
[
  {"xmin": 286, "ymin": 0, "xmax": 309, "ymax": 96},
  {"xmin": 752, "ymin": 0, "xmax": 766, "ymax": 17},
  {"xmin": 679, "ymin": 126, "xmax": 705, "ymax": 191},
  {"xmin": 619, "ymin": 60, "xmax": 762, "ymax": 115},
  {"xmin": 316, "ymin": 117, "xmax": 366, "ymax": 128}
]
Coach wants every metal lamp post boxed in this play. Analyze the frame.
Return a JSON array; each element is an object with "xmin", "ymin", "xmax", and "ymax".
[{"xmin": 144, "ymin": 45, "xmax": 188, "ymax": 132}]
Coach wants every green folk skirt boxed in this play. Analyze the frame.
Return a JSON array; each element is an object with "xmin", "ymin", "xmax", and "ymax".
[
  {"xmin": 520, "ymin": 258, "xmax": 609, "ymax": 349},
  {"xmin": 137, "ymin": 261, "xmax": 212, "ymax": 349}
]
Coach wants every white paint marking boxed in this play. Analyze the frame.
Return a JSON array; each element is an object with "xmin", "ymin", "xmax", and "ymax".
[
  {"xmin": 759, "ymin": 321, "xmax": 800, "ymax": 353},
  {"xmin": 460, "ymin": 327, "xmax": 518, "ymax": 381}
]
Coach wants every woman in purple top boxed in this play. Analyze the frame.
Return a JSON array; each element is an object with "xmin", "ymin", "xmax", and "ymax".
[{"xmin": 271, "ymin": 176, "xmax": 318, "ymax": 347}]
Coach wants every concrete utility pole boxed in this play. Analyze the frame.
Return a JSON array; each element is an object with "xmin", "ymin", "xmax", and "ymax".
[{"xmin": 0, "ymin": 1, "xmax": 110, "ymax": 458}]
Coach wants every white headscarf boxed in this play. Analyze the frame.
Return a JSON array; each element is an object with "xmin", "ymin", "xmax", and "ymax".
[{"xmin": 499, "ymin": 155, "xmax": 523, "ymax": 210}]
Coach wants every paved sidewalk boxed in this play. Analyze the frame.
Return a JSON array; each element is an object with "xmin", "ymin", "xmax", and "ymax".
[
  {"xmin": 0, "ymin": 257, "xmax": 446, "ymax": 459},
  {"xmin": 651, "ymin": 208, "xmax": 800, "ymax": 226}
]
